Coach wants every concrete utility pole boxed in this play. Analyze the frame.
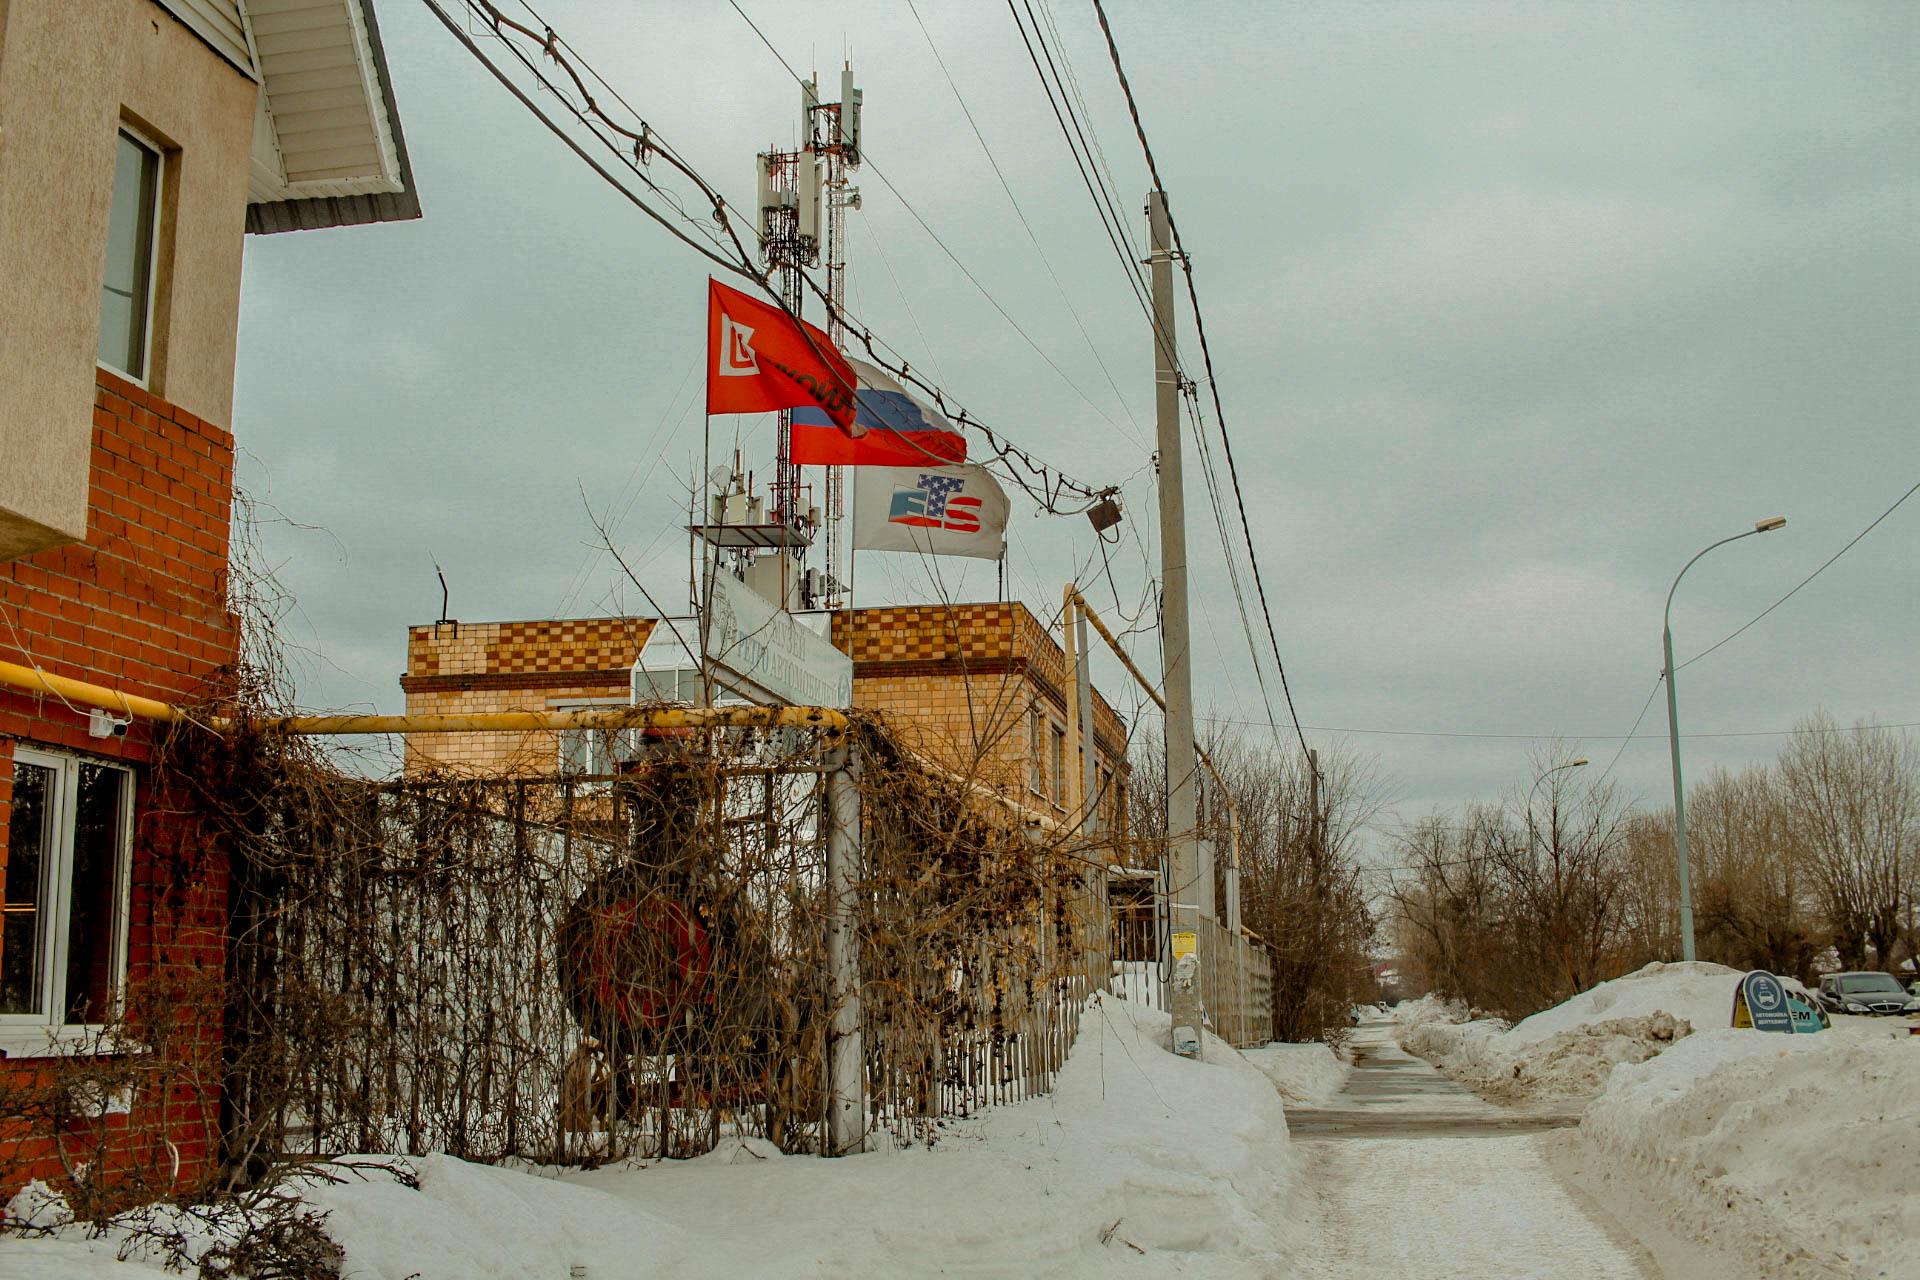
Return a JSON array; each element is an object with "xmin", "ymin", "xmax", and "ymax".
[
  {"xmin": 1149, "ymin": 190, "xmax": 1206, "ymax": 1058},
  {"xmin": 824, "ymin": 736, "xmax": 866, "ymax": 1153}
]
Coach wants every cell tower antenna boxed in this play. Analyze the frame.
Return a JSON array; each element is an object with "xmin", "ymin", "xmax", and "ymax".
[
  {"xmin": 817, "ymin": 60, "xmax": 862, "ymax": 608},
  {"xmin": 753, "ymin": 62, "xmax": 862, "ymax": 610}
]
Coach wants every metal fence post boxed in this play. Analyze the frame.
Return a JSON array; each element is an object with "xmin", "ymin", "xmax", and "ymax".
[{"xmin": 825, "ymin": 734, "xmax": 866, "ymax": 1154}]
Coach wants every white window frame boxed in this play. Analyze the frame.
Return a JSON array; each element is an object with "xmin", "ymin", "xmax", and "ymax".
[
  {"xmin": 96, "ymin": 124, "xmax": 165, "ymax": 388},
  {"xmin": 552, "ymin": 699, "xmax": 628, "ymax": 782},
  {"xmin": 0, "ymin": 748, "xmax": 136, "ymax": 1057}
]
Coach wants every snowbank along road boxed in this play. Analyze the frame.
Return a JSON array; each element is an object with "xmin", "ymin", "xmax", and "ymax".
[{"xmin": 1291, "ymin": 1017, "xmax": 1657, "ymax": 1279}]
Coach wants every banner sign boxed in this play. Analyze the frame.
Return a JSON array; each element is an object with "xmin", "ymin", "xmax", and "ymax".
[
  {"xmin": 701, "ymin": 571, "xmax": 852, "ymax": 709},
  {"xmin": 1731, "ymin": 969, "xmax": 1795, "ymax": 1034}
]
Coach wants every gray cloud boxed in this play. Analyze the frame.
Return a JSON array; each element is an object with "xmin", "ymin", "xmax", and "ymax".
[{"xmin": 235, "ymin": 0, "xmax": 1918, "ymax": 850}]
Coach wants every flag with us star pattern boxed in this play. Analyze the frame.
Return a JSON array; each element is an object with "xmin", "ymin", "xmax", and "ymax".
[{"xmin": 850, "ymin": 464, "xmax": 1009, "ymax": 561}]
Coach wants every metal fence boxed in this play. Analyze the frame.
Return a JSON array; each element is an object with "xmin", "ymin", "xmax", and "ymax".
[
  {"xmin": 205, "ymin": 721, "xmax": 1110, "ymax": 1169},
  {"xmin": 1103, "ymin": 870, "xmax": 1273, "ymax": 1047}
]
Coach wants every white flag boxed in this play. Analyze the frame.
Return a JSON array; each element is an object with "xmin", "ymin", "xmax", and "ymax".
[{"xmin": 851, "ymin": 464, "xmax": 1009, "ymax": 561}]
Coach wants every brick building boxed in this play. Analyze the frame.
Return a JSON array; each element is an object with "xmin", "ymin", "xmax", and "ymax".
[
  {"xmin": 399, "ymin": 601, "xmax": 1130, "ymax": 831},
  {"xmin": 400, "ymin": 617, "xmax": 658, "ymax": 777},
  {"xmin": 0, "ymin": 0, "xmax": 419, "ymax": 1193}
]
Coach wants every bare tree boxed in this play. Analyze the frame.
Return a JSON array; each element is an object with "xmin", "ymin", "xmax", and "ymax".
[
  {"xmin": 1780, "ymin": 714, "xmax": 1918, "ymax": 970},
  {"xmin": 1388, "ymin": 748, "xmax": 1636, "ymax": 1019},
  {"xmin": 1129, "ymin": 727, "xmax": 1383, "ymax": 1040},
  {"xmin": 1674, "ymin": 765, "xmax": 1822, "ymax": 976}
]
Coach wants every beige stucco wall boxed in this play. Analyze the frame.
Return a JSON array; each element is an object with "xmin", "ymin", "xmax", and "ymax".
[{"xmin": 0, "ymin": 0, "xmax": 256, "ymax": 561}]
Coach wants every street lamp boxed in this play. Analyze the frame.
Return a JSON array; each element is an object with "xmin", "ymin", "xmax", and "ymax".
[
  {"xmin": 1663, "ymin": 516, "xmax": 1787, "ymax": 962},
  {"xmin": 1526, "ymin": 758, "xmax": 1589, "ymax": 860}
]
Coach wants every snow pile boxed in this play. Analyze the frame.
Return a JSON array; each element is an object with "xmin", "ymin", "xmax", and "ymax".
[
  {"xmin": 0, "ymin": 1180, "xmax": 335, "ymax": 1279},
  {"xmin": 299, "ymin": 1154, "xmax": 719, "ymax": 1277},
  {"xmin": 1582, "ymin": 1027, "xmax": 1920, "ymax": 1279},
  {"xmin": 2, "ymin": 1000, "xmax": 1309, "ymax": 1278},
  {"xmin": 1504, "ymin": 961, "xmax": 1740, "ymax": 1046},
  {"xmin": 1240, "ymin": 1040, "xmax": 1349, "ymax": 1105},
  {"xmin": 1399, "ymin": 962, "xmax": 1746, "ymax": 1102}
]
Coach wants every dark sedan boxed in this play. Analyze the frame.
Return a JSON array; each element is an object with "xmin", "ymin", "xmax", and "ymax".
[{"xmin": 1816, "ymin": 971, "xmax": 1920, "ymax": 1017}]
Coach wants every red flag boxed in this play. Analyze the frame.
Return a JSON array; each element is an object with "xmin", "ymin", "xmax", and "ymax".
[
  {"xmin": 790, "ymin": 422, "xmax": 966, "ymax": 466},
  {"xmin": 706, "ymin": 279, "xmax": 858, "ymax": 431}
]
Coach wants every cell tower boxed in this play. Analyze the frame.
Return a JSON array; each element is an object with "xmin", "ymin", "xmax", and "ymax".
[{"xmin": 755, "ymin": 64, "xmax": 861, "ymax": 610}]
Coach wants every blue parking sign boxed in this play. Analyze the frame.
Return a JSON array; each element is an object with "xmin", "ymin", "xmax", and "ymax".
[{"xmin": 1732, "ymin": 970, "xmax": 1795, "ymax": 1034}]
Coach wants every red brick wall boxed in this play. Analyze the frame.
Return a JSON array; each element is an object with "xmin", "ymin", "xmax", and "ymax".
[{"xmin": 0, "ymin": 368, "xmax": 238, "ymax": 1197}]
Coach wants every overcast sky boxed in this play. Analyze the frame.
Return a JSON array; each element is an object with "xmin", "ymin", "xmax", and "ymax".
[{"xmin": 234, "ymin": 0, "xmax": 1917, "ymax": 854}]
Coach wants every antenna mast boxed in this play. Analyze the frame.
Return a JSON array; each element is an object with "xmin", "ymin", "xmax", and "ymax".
[
  {"xmin": 816, "ymin": 63, "xmax": 862, "ymax": 607},
  {"xmin": 755, "ymin": 66, "xmax": 861, "ymax": 610}
]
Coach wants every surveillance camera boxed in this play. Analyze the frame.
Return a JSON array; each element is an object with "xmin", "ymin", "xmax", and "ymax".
[{"xmin": 87, "ymin": 709, "xmax": 130, "ymax": 739}]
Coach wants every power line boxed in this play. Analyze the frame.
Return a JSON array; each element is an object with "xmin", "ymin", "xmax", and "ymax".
[
  {"xmin": 1007, "ymin": 2, "xmax": 1289, "ymax": 759},
  {"xmin": 904, "ymin": 0, "xmax": 1144, "ymax": 449},
  {"xmin": 1590, "ymin": 677, "xmax": 1664, "ymax": 787},
  {"xmin": 421, "ymin": 0, "xmax": 1115, "ymax": 516},
  {"xmin": 1133, "ymin": 705, "xmax": 1920, "ymax": 743},
  {"xmin": 724, "ymin": 0, "xmax": 1135, "ymax": 441},
  {"xmin": 1088, "ymin": 0, "xmax": 1313, "ymax": 765},
  {"xmin": 1676, "ymin": 477, "xmax": 1919, "ymax": 673}
]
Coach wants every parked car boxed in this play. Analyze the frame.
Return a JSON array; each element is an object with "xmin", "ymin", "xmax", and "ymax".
[{"xmin": 1815, "ymin": 972, "xmax": 1920, "ymax": 1017}]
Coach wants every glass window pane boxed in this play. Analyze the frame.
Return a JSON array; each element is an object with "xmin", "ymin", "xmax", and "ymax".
[
  {"xmin": 64, "ymin": 765, "xmax": 127, "ymax": 1024},
  {"xmin": 558, "ymin": 730, "xmax": 589, "ymax": 775},
  {"xmin": 99, "ymin": 131, "xmax": 158, "ymax": 378},
  {"xmin": 3, "ymin": 762, "xmax": 55, "ymax": 1015}
]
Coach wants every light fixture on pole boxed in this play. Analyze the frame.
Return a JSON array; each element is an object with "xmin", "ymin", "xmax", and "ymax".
[
  {"xmin": 1526, "ymin": 758, "xmax": 1588, "ymax": 860},
  {"xmin": 1663, "ymin": 515, "xmax": 1787, "ymax": 962}
]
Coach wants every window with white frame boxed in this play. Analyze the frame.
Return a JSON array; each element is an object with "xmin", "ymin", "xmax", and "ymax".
[
  {"xmin": 2, "ymin": 750, "xmax": 133, "ymax": 1031},
  {"xmin": 554, "ymin": 700, "xmax": 628, "ymax": 779},
  {"xmin": 98, "ymin": 128, "xmax": 162, "ymax": 382}
]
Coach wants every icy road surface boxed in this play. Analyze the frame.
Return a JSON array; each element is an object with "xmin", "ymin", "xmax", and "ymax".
[{"xmin": 1292, "ymin": 1019, "xmax": 1652, "ymax": 1279}]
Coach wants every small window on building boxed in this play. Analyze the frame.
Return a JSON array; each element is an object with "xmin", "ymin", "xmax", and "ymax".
[
  {"xmin": 558, "ymin": 728, "xmax": 621, "ymax": 777},
  {"xmin": 99, "ymin": 129, "xmax": 161, "ymax": 381},
  {"xmin": 1051, "ymin": 724, "xmax": 1067, "ymax": 805},
  {"xmin": 1028, "ymin": 704, "xmax": 1046, "ymax": 794},
  {"xmin": 1, "ymin": 752, "xmax": 133, "ymax": 1028},
  {"xmin": 555, "ymin": 700, "xmax": 631, "ymax": 779}
]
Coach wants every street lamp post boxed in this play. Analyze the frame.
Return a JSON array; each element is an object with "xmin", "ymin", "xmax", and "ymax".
[
  {"xmin": 1526, "ymin": 758, "xmax": 1589, "ymax": 861},
  {"xmin": 1663, "ymin": 516, "xmax": 1787, "ymax": 962}
]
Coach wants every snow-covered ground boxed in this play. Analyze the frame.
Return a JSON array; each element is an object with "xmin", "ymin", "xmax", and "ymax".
[
  {"xmin": 1239, "ymin": 1040, "xmax": 1348, "ymax": 1106},
  {"xmin": 1400, "ymin": 962, "xmax": 1748, "ymax": 1102},
  {"xmin": 1, "ymin": 996, "xmax": 1314, "ymax": 1279},
  {"xmin": 1581, "ymin": 1025, "xmax": 1920, "ymax": 1280},
  {"xmin": 1290, "ymin": 1019, "xmax": 1649, "ymax": 1278},
  {"xmin": 1393, "ymin": 969, "xmax": 1920, "ymax": 1277}
]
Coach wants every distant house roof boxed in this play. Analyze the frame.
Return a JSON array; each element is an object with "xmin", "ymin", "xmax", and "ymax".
[{"xmin": 155, "ymin": 0, "xmax": 421, "ymax": 233}]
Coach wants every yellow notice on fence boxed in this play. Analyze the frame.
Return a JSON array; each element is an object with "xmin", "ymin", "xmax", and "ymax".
[{"xmin": 1171, "ymin": 931, "xmax": 1197, "ymax": 960}]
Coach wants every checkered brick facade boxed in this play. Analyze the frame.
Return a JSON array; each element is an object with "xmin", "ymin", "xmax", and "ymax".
[
  {"xmin": 1, "ymin": 370, "xmax": 238, "ymax": 1195},
  {"xmin": 396, "ymin": 603, "xmax": 1130, "ymax": 824},
  {"xmin": 830, "ymin": 602, "xmax": 1130, "ymax": 817},
  {"xmin": 401, "ymin": 618, "xmax": 655, "ymax": 776}
]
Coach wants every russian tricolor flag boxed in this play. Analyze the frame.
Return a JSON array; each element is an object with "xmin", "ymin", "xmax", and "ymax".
[{"xmin": 791, "ymin": 358, "xmax": 968, "ymax": 467}]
